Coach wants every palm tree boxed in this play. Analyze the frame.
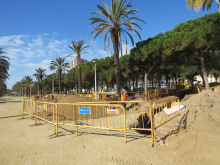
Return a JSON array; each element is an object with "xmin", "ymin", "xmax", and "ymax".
[
  {"xmin": 67, "ymin": 40, "xmax": 89, "ymax": 94},
  {"xmin": 0, "ymin": 48, "xmax": 10, "ymax": 96},
  {"xmin": 33, "ymin": 68, "xmax": 47, "ymax": 94},
  {"xmin": 89, "ymin": 0, "xmax": 145, "ymax": 99},
  {"xmin": 49, "ymin": 57, "xmax": 69, "ymax": 94},
  {"xmin": 23, "ymin": 76, "xmax": 33, "ymax": 96},
  {"xmin": 187, "ymin": 0, "xmax": 220, "ymax": 12}
]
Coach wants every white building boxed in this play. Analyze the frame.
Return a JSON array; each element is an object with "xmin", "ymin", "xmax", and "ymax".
[
  {"xmin": 69, "ymin": 58, "xmax": 88, "ymax": 70},
  {"xmin": 194, "ymin": 75, "xmax": 220, "ymax": 84}
]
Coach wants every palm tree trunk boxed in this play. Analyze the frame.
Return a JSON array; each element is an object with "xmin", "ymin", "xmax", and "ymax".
[
  {"xmin": 112, "ymin": 34, "xmax": 121, "ymax": 100},
  {"xmin": 77, "ymin": 54, "xmax": 81, "ymax": 94},
  {"xmin": 59, "ymin": 70, "xmax": 61, "ymax": 94},
  {"xmin": 217, "ymin": 0, "xmax": 220, "ymax": 12},
  {"xmin": 200, "ymin": 52, "xmax": 210, "ymax": 88},
  {"xmin": 40, "ymin": 78, "xmax": 43, "ymax": 95}
]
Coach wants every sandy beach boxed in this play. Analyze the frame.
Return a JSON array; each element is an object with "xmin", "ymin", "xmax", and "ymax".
[{"xmin": 1, "ymin": 92, "xmax": 220, "ymax": 165}]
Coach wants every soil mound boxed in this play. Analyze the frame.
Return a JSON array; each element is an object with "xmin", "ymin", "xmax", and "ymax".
[
  {"xmin": 182, "ymin": 90, "xmax": 220, "ymax": 127},
  {"xmin": 166, "ymin": 91, "xmax": 220, "ymax": 164},
  {"xmin": 58, "ymin": 95, "xmax": 99, "ymax": 103}
]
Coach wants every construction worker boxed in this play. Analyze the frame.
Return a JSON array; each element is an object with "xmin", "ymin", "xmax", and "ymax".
[{"xmin": 121, "ymin": 92, "xmax": 129, "ymax": 110}]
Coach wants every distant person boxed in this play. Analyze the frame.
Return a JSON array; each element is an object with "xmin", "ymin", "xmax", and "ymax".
[{"xmin": 121, "ymin": 92, "xmax": 129, "ymax": 110}]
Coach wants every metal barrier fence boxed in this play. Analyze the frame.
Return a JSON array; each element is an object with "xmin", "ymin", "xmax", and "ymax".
[
  {"xmin": 56, "ymin": 103, "xmax": 127, "ymax": 141},
  {"xmin": 22, "ymin": 100, "xmax": 35, "ymax": 118},
  {"xmin": 78, "ymin": 93, "xmax": 95, "ymax": 99},
  {"xmin": 78, "ymin": 93, "xmax": 107, "ymax": 100},
  {"xmin": 212, "ymin": 86, "xmax": 220, "ymax": 94},
  {"xmin": 197, "ymin": 85, "xmax": 220, "ymax": 94},
  {"xmin": 78, "ymin": 101, "xmax": 154, "ymax": 143},
  {"xmin": 78, "ymin": 88, "xmax": 178, "ymax": 101},
  {"xmin": 22, "ymin": 97, "xmax": 182, "ymax": 145},
  {"xmin": 152, "ymin": 97, "xmax": 180, "ymax": 142}
]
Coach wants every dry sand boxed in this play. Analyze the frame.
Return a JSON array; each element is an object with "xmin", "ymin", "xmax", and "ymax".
[{"xmin": 0, "ymin": 91, "xmax": 220, "ymax": 165}]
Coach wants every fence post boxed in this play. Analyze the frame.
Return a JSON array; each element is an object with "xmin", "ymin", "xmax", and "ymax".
[
  {"xmin": 53, "ymin": 104, "xmax": 56, "ymax": 134},
  {"xmin": 35, "ymin": 101, "xmax": 37, "ymax": 125},
  {"xmin": 124, "ymin": 108, "xmax": 127, "ymax": 143},
  {"xmin": 150, "ymin": 105, "xmax": 154, "ymax": 146},
  {"xmin": 75, "ymin": 105, "xmax": 78, "ymax": 136},
  {"xmin": 56, "ymin": 104, "xmax": 58, "ymax": 136},
  {"xmin": 178, "ymin": 98, "xmax": 180, "ymax": 121},
  {"xmin": 22, "ymin": 101, "xmax": 24, "ymax": 119}
]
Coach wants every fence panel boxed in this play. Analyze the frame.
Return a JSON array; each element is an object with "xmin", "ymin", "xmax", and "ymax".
[
  {"xmin": 78, "ymin": 101, "xmax": 154, "ymax": 143},
  {"xmin": 55, "ymin": 103, "xmax": 127, "ymax": 141},
  {"xmin": 35, "ymin": 102, "xmax": 56, "ymax": 124},
  {"xmin": 23, "ymin": 98, "xmax": 183, "ymax": 145},
  {"xmin": 152, "ymin": 97, "xmax": 180, "ymax": 142},
  {"xmin": 22, "ymin": 100, "xmax": 35, "ymax": 118},
  {"xmin": 212, "ymin": 86, "xmax": 220, "ymax": 94}
]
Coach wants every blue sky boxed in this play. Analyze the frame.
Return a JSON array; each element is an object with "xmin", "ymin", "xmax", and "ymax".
[{"xmin": 0, "ymin": 0, "xmax": 218, "ymax": 89}]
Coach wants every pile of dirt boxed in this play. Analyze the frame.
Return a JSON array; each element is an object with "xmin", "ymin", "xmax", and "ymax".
[
  {"xmin": 36, "ymin": 96, "xmax": 58, "ymax": 103},
  {"xmin": 165, "ymin": 90, "xmax": 220, "ymax": 164},
  {"xmin": 58, "ymin": 95, "xmax": 101, "ymax": 103},
  {"xmin": 182, "ymin": 90, "xmax": 220, "ymax": 127}
]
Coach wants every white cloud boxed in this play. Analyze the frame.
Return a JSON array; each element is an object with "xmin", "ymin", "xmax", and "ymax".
[
  {"xmin": 52, "ymin": 32, "xmax": 59, "ymax": 35},
  {"xmin": 0, "ymin": 35, "xmax": 29, "ymax": 46},
  {"xmin": 97, "ymin": 49, "xmax": 111, "ymax": 58},
  {"xmin": 47, "ymin": 39, "xmax": 63, "ymax": 53},
  {"xmin": 4, "ymin": 32, "xmax": 126, "ymax": 89},
  {"xmin": 32, "ymin": 35, "xmax": 43, "ymax": 46}
]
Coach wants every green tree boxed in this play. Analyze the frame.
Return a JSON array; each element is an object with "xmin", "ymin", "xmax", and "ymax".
[
  {"xmin": 49, "ymin": 57, "xmax": 69, "ymax": 94},
  {"xmin": 167, "ymin": 13, "xmax": 220, "ymax": 88},
  {"xmin": 186, "ymin": 0, "xmax": 220, "ymax": 12},
  {"xmin": 23, "ymin": 76, "xmax": 33, "ymax": 96},
  {"xmin": 89, "ymin": 0, "xmax": 145, "ymax": 99},
  {"xmin": 63, "ymin": 68, "xmax": 77, "ymax": 93},
  {"xmin": 33, "ymin": 68, "xmax": 47, "ymax": 94},
  {"xmin": 67, "ymin": 40, "xmax": 89, "ymax": 94},
  {"xmin": 0, "ymin": 48, "xmax": 10, "ymax": 95}
]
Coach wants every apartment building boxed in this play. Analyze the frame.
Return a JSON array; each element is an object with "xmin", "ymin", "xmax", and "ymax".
[{"xmin": 69, "ymin": 58, "xmax": 88, "ymax": 69}]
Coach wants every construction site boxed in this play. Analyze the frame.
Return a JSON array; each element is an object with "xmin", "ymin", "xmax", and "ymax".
[{"xmin": 1, "ymin": 85, "xmax": 220, "ymax": 164}]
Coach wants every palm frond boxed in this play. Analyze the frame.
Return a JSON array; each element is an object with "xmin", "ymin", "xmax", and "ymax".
[{"xmin": 89, "ymin": 18, "xmax": 109, "ymax": 26}]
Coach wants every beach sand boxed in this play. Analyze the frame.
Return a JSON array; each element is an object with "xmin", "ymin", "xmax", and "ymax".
[{"xmin": 0, "ymin": 91, "xmax": 220, "ymax": 165}]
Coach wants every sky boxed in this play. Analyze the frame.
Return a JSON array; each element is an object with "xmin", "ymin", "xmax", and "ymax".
[{"xmin": 0, "ymin": 0, "xmax": 218, "ymax": 89}]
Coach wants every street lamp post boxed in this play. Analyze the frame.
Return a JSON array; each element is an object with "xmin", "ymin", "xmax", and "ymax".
[
  {"xmin": 52, "ymin": 76, "xmax": 54, "ymax": 95},
  {"xmin": 30, "ymin": 84, "xmax": 32, "ymax": 96},
  {"xmin": 93, "ymin": 61, "xmax": 97, "ymax": 99},
  {"xmin": 38, "ymin": 82, "xmax": 39, "ymax": 96}
]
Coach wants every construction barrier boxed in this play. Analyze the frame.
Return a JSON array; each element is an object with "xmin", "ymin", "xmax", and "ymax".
[
  {"xmin": 57, "ymin": 103, "xmax": 128, "ymax": 141},
  {"xmin": 79, "ymin": 89, "xmax": 177, "ymax": 101},
  {"xmin": 22, "ymin": 97, "xmax": 183, "ymax": 145},
  {"xmin": 78, "ymin": 100, "xmax": 154, "ymax": 143},
  {"xmin": 152, "ymin": 97, "xmax": 180, "ymax": 142},
  {"xmin": 197, "ymin": 85, "xmax": 220, "ymax": 94},
  {"xmin": 212, "ymin": 86, "xmax": 220, "ymax": 94},
  {"xmin": 126, "ymin": 90, "xmax": 160, "ymax": 100},
  {"xmin": 22, "ymin": 100, "xmax": 35, "ymax": 118},
  {"xmin": 78, "ymin": 93, "xmax": 107, "ymax": 101},
  {"xmin": 148, "ymin": 89, "xmax": 159, "ymax": 100}
]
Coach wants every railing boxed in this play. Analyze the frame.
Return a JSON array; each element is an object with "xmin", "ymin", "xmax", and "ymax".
[
  {"xmin": 212, "ymin": 85, "xmax": 220, "ymax": 94},
  {"xmin": 152, "ymin": 97, "xmax": 180, "ymax": 142},
  {"xmin": 22, "ymin": 100, "xmax": 35, "ymax": 118},
  {"xmin": 22, "ymin": 97, "xmax": 183, "ymax": 146},
  {"xmin": 197, "ymin": 85, "xmax": 220, "ymax": 94},
  {"xmin": 78, "ymin": 100, "xmax": 154, "ymax": 143}
]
